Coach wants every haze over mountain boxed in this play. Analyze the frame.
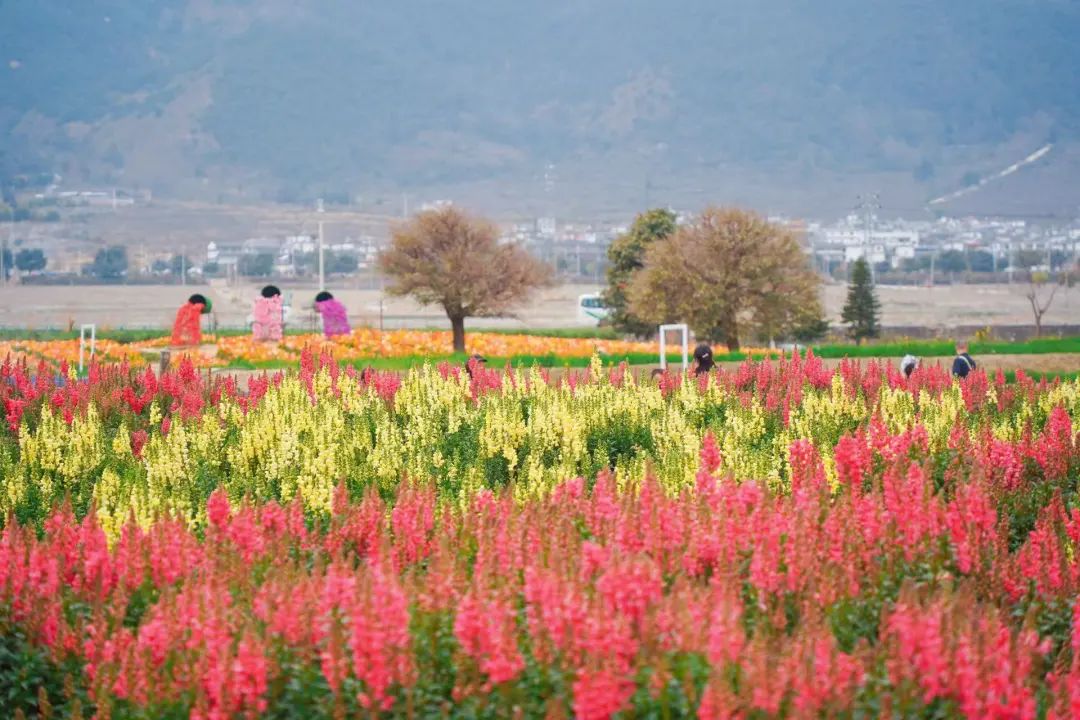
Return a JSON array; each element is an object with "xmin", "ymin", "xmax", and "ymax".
[{"xmin": 2, "ymin": 0, "xmax": 1079, "ymax": 217}]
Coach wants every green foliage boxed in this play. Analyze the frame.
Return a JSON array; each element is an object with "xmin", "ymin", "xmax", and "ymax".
[
  {"xmin": 790, "ymin": 315, "xmax": 831, "ymax": 343},
  {"xmin": 936, "ymin": 250, "xmax": 968, "ymax": 274},
  {"xmin": 238, "ymin": 252, "xmax": 275, "ymax": 278},
  {"xmin": 967, "ymin": 250, "xmax": 995, "ymax": 273},
  {"xmin": 325, "ymin": 251, "xmax": 358, "ymax": 275},
  {"xmin": 168, "ymin": 254, "xmax": 189, "ymax": 277},
  {"xmin": 840, "ymin": 258, "xmax": 881, "ymax": 344},
  {"xmin": 87, "ymin": 245, "xmax": 129, "ymax": 281},
  {"xmin": 0, "ymin": 626, "xmax": 91, "ymax": 718},
  {"xmin": 602, "ymin": 208, "xmax": 677, "ymax": 337}
]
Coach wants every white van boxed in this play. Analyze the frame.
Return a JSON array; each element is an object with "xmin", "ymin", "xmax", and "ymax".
[{"xmin": 577, "ymin": 293, "xmax": 610, "ymax": 324}]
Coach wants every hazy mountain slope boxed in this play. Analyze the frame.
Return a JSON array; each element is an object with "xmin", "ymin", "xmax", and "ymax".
[{"xmin": 2, "ymin": 0, "xmax": 1078, "ymax": 214}]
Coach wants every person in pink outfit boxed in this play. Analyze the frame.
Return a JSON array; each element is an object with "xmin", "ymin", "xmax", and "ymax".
[
  {"xmin": 314, "ymin": 291, "xmax": 351, "ymax": 338},
  {"xmin": 252, "ymin": 285, "xmax": 284, "ymax": 342}
]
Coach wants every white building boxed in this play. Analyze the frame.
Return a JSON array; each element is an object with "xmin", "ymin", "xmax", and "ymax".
[
  {"xmin": 844, "ymin": 244, "xmax": 887, "ymax": 265},
  {"xmin": 536, "ymin": 217, "xmax": 557, "ymax": 238},
  {"xmin": 820, "ymin": 225, "xmax": 919, "ymax": 268}
]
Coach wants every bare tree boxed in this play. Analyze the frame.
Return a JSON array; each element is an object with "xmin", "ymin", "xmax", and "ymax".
[
  {"xmin": 1025, "ymin": 270, "xmax": 1063, "ymax": 337},
  {"xmin": 379, "ymin": 207, "xmax": 553, "ymax": 353}
]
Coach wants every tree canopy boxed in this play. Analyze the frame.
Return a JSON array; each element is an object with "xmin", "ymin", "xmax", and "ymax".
[
  {"xmin": 602, "ymin": 208, "xmax": 677, "ymax": 337},
  {"xmin": 14, "ymin": 248, "xmax": 46, "ymax": 273},
  {"xmin": 627, "ymin": 207, "xmax": 823, "ymax": 350},
  {"xmin": 379, "ymin": 206, "xmax": 552, "ymax": 353},
  {"xmin": 238, "ymin": 253, "xmax": 274, "ymax": 278},
  {"xmin": 88, "ymin": 246, "xmax": 128, "ymax": 281}
]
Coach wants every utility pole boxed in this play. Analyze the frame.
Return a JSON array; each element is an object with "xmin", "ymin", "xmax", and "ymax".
[
  {"xmin": 181, "ymin": 250, "xmax": 186, "ymax": 287},
  {"xmin": 0, "ymin": 221, "xmax": 8, "ymax": 287},
  {"xmin": 316, "ymin": 198, "xmax": 325, "ymax": 292},
  {"xmin": 855, "ymin": 193, "xmax": 880, "ymax": 283}
]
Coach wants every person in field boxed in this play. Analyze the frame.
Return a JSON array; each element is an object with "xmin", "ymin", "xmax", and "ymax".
[
  {"xmin": 952, "ymin": 341, "xmax": 976, "ymax": 379},
  {"xmin": 252, "ymin": 286, "xmax": 284, "ymax": 342},
  {"xmin": 171, "ymin": 293, "xmax": 210, "ymax": 347},
  {"xmin": 900, "ymin": 354, "xmax": 918, "ymax": 379},
  {"xmin": 314, "ymin": 291, "xmax": 350, "ymax": 338},
  {"xmin": 691, "ymin": 343, "xmax": 716, "ymax": 376},
  {"xmin": 465, "ymin": 354, "xmax": 487, "ymax": 380}
]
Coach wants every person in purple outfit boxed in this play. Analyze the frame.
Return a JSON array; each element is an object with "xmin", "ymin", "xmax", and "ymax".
[{"xmin": 314, "ymin": 291, "xmax": 351, "ymax": 338}]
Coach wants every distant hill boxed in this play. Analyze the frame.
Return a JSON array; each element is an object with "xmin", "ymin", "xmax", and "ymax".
[{"xmin": 2, "ymin": 0, "xmax": 1079, "ymax": 216}]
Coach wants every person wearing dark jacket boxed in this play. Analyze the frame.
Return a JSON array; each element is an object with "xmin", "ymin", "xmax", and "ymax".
[
  {"xmin": 465, "ymin": 354, "xmax": 487, "ymax": 380},
  {"xmin": 952, "ymin": 341, "xmax": 976, "ymax": 379},
  {"xmin": 691, "ymin": 343, "xmax": 716, "ymax": 375}
]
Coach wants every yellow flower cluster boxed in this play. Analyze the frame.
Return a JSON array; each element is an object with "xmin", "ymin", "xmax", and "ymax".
[{"xmin": 2, "ymin": 359, "xmax": 1076, "ymax": 542}]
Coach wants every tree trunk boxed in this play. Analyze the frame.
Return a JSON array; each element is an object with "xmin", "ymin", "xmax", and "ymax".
[
  {"xmin": 724, "ymin": 330, "xmax": 740, "ymax": 352},
  {"xmin": 450, "ymin": 314, "xmax": 466, "ymax": 353},
  {"xmin": 719, "ymin": 316, "xmax": 740, "ymax": 351}
]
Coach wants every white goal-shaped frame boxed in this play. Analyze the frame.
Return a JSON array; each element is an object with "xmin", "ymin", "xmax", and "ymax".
[
  {"xmin": 79, "ymin": 324, "xmax": 96, "ymax": 373},
  {"xmin": 658, "ymin": 323, "xmax": 689, "ymax": 372}
]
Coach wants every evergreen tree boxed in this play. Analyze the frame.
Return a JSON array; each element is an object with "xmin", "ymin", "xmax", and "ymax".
[
  {"xmin": 841, "ymin": 257, "xmax": 881, "ymax": 343},
  {"xmin": 602, "ymin": 208, "xmax": 676, "ymax": 337}
]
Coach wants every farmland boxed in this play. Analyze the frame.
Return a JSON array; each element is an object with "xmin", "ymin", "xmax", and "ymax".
[
  {"xmin": 3, "ymin": 281, "xmax": 1080, "ymax": 331},
  {"xmin": 1, "ymin": 351, "xmax": 1079, "ymax": 717}
]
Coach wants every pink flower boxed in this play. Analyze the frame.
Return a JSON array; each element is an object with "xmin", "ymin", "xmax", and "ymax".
[
  {"xmin": 207, "ymin": 488, "xmax": 231, "ymax": 530},
  {"xmin": 573, "ymin": 668, "xmax": 634, "ymax": 720}
]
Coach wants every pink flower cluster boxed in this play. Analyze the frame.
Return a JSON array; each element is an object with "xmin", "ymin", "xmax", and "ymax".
[{"xmin": 1, "ymin": 405, "xmax": 1078, "ymax": 718}]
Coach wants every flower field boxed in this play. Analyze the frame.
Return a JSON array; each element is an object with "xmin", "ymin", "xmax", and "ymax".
[
  {"xmin": 1, "ymin": 329, "xmax": 701, "ymax": 370},
  {"xmin": 1, "ymin": 350, "xmax": 1080, "ymax": 718}
]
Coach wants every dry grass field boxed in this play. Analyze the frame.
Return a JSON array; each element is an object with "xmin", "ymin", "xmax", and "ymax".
[{"xmin": 1, "ymin": 281, "xmax": 1078, "ymax": 333}]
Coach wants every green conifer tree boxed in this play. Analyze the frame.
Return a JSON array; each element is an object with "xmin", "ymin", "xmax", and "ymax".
[{"xmin": 841, "ymin": 257, "xmax": 881, "ymax": 343}]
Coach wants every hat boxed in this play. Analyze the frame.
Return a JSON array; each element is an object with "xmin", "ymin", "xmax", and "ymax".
[{"xmin": 188, "ymin": 293, "xmax": 212, "ymax": 314}]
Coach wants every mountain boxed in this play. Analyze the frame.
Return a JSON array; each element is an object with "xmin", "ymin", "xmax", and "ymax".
[{"xmin": 2, "ymin": 0, "xmax": 1079, "ymax": 216}]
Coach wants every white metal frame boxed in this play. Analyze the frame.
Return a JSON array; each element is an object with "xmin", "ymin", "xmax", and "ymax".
[
  {"xmin": 78, "ymin": 324, "xmax": 96, "ymax": 373},
  {"xmin": 658, "ymin": 323, "xmax": 689, "ymax": 372}
]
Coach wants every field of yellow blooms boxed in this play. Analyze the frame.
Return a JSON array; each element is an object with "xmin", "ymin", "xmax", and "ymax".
[{"xmin": 3, "ymin": 351, "xmax": 1080, "ymax": 718}]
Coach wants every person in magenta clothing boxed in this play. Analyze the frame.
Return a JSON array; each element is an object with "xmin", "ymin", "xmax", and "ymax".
[
  {"xmin": 252, "ymin": 286, "xmax": 284, "ymax": 342},
  {"xmin": 314, "ymin": 291, "xmax": 351, "ymax": 338}
]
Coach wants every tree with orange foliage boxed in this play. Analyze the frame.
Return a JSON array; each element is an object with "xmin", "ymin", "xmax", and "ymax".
[
  {"xmin": 627, "ymin": 207, "xmax": 823, "ymax": 350},
  {"xmin": 379, "ymin": 207, "xmax": 553, "ymax": 353}
]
